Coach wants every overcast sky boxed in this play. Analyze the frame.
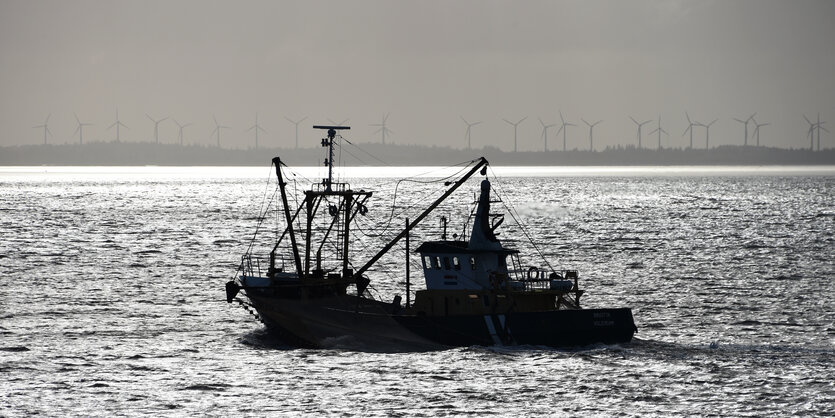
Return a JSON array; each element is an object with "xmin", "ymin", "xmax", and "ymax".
[{"xmin": 1, "ymin": 0, "xmax": 833, "ymax": 151}]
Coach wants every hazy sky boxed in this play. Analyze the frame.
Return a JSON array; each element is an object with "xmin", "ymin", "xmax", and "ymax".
[{"xmin": 1, "ymin": 0, "xmax": 833, "ymax": 151}]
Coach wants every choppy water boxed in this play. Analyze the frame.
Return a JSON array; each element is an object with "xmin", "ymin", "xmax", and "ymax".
[{"xmin": 1, "ymin": 165, "xmax": 833, "ymax": 416}]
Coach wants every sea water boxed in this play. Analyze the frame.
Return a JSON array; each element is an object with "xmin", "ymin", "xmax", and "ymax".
[{"xmin": 1, "ymin": 165, "xmax": 833, "ymax": 416}]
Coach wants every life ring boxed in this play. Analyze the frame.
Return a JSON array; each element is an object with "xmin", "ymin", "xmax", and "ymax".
[
  {"xmin": 528, "ymin": 266, "xmax": 538, "ymax": 280},
  {"xmin": 358, "ymin": 204, "xmax": 368, "ymax": 215}
]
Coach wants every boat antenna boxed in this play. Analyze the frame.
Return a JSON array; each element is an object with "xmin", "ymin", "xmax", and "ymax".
[{"xmin": 313, "ymin": 125, "xmax": 350, "ymax": 192}]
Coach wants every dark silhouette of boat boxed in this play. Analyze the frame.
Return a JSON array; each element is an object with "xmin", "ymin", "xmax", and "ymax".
[{"xmin": 226, "ymin": 125, "xmax": 636, "ymax": 351}]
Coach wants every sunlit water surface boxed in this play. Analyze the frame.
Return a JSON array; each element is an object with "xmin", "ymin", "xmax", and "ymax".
[{"xmin": 1, "ymin": 165, "xmax": 833, "ymax": 416}]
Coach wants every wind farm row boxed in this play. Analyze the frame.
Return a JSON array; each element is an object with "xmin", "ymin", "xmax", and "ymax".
[{"xmin": 29, "ymin": 110, "xmax": 830, "ymax": 152}]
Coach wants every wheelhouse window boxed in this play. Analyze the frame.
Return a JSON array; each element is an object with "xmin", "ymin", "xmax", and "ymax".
[
  {"xmin": 433, "ymin": 256, "xmax": 442, "ymax": 270},
  {"xmin": 443, "ymin": 257, "xmax": 451, "ymax": 270},
  {"xmin": 423, "ymin": 256, "xmax": 432, "ymax": 270},
  {"xmin": 452, "ymin": 256, "xmax": 461, "ymax": 270},
  {"xmin": 469, "ymin": 256, "xmax": 477, "ymax": 270}
]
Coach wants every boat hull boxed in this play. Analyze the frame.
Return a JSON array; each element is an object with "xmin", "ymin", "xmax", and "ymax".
[{"xmin": 246, "ymin": 293, "xmax": 636, "ymax": 351}]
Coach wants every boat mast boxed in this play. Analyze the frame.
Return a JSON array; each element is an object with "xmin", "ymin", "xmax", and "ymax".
[
  {"xmin": 351, "ymin": 157, "xmax": 489, "ymax": 282},
  {"xmin": 272, "ymin": 157, "xmax": 304, "ymax": 279}
]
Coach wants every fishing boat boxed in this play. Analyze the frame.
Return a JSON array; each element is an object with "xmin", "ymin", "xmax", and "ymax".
[{"xmin": 225, "ymin": 125, "xmax": 637, "ymax": 351}]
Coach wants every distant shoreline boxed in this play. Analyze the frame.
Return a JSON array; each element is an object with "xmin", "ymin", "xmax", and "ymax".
[{"xmin": 1, "ymin": 142, "xmax": 833, "ymax": 166}]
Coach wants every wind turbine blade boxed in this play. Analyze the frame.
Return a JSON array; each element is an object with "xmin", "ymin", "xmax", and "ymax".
[
  {"xmin": 503, "ymin": 118, "xmax": 513, "ymax": 125},
  {"xmin": 821, "ymin": 126, "xmax": 830, "ymax": 133},
  {"xmin": 748, "ymin": 113, "xmax": 756, "ymax": 122},
  {"xmin": 45, "ymin": 114, "xmax": 51, "ymax": 124},
  {"xmin": 682, "ymin": 126, "xmax": 690, "ymax": 136},
  {"xmin": 147, "ymin": 114, "xmax": 155, "ymax": 123},
  {"xmin": 803, "ymin": 115, "xmax": 812, "ymax": 125},
  {"xmin": 214, "ymin": 115, "xmax": 219, "ymax": 126},
  {"xmin": 581, "ymin": 118, "xmax": 590, "ymax": 126},
  {"xmin": 75, "ymin": 113, "xmax": 81, "ymax": 124},
  {"xmin": 733, "ymin": 118, "xmax": 745, "ymax": 124},
  {"xmin": 556, "ymin": 126, "xmax": 564, "ymax": 135},
  {"xmin": 709, "ymin": 119, "xmax": 718, "ymax": 127},
  {"xmin": 472, "ymin": 121, "xmax": 481, "ymax": 126},
  {"xmin": 300, "ymin": 116, "xmax": 308, "ymax": 123},
  {"xmin": 559, "ymin": 110, "xmax": 565, "ymax": 124},
  {"xmin": 518, "ymin": 117, "xmax": 527, "ymax": 124},
  {"xmin": 566, "ymin": 123, "xmax": 576, "ymax": 127},
  {"xmin": 686, "ymin": 112, "xmax": 692, "ymax": 124},
  {"xmin": 629, "ymin": 116, "xmax": 639, "ymax": 125},
  {"xmin": 538, "ymin": 117, "xmax": 545, "ymax": 127},
  {"xmin": 460, "ymin": 116, "xmax": 469, "ymax": 125}
]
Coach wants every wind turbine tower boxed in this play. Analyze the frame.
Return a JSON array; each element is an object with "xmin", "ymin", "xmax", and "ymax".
[
  {"xmin": 108, "ymin": 109, "xmax": 128, "ymax": 142},
  {"xmin": 699, "ymin": 119, "xmax": 718, "ymax": 149},
  {"xmin": 173, "ymin": 119, "xmax": 191, "ymax": 146},
  {"xmin": 733, "ymin": 113, "xmax": 756, "ymax": 146},
  {"xmin": 630, "ymin": 116, "xmax": 651, "ymax": 149},
  {"xmin": 556, "ymin": 110, "xmax": 575, "ymax": 152},
  {"xmin": 502, "ymin": 117, "xmax": 527, "ymax": 153},
  {"xmin": 461, "ymin": 117, "xmax": 481, "ymax": 150},
  {"xmin": 247, "ymin": 113, "xmax": 266, "ymax": 149},
  {"xmin": 751, "ymin": 117, "xmax": 769, "ymax": 147},
  {"xmin": 683, "ymin": 112, "xmax": 698, "ymax": 149},
  {"xmin": 146, "ymin": 114, "xmax": 169, "ymax": 144},
  {"xmin": 285, "ymin": 116, "xmax": 308, "ymax": 149},
  {"xmin": 74, "ymin": 113, "xmax": 93, "ymax": 145},
  {"xmin": 814, "ymin": 113, "xmax": 828, "ymax": 151},
  {"xmin": 33, "ymin": 114, "xmax": 51, "ymax": 145},
  {"xmin": 370, "ymin": 113, "xmax": 393, "ymax": 144},
  {"xmin": 648, "ymin": 115, "xmax": 668, "ymax": 149},
  {"xmin": 212, "ymin": 115, "xmax": 230, "ymax": 148},
  {"xmin": 538, "ymin": 117, "xmax": 556, "ymax": 152},
  {"xmin": 581, "ymin": 118, "xmax": 603, "ymax": 151}
]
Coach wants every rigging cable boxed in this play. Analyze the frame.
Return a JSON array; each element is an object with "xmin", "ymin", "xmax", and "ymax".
[
  {"xmin": 486, "ymin": 165, "xmax": 557, "ymax": 274},
  {"xmin": 237, "ymin": 165, "xmax": 280, "ymax": 279}
]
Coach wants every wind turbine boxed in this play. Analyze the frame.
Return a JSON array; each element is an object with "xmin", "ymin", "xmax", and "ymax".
[
  {"xmin": 146, "ymin": 114, "xmax": 168, "ymax": 144},
  {"xmin": 699, "ymin": 119, "xmax": 718, "ymax": 149},
  {"xmin": 212, "ymin": 115, "xmax": 230, "ymax": 148},
  {"xmin": 556, "ymin": 110, "xmax": 575, "ymax": 152},
  {"xmin": 733, "ymin": 113, "xmax": 756, "ymax": 146},
  {"xmin": 813, "ymin": 113, "xmax": 828, "ymax": 151},
  {"xmin": 173, "ymin": 119, "xmax": 191, "ymax": 146},
  {"xmin": 74, "ymin": 113, "xmax": 93, "ymax": 145},
  {"xmin": 581, "ymin": 118, "xmax": 603, "ymax": 151},
  {"xmin": 33, "ymin": 114, "xmax": 51, "ymax": 145},
  {"xmin": 502, "ymin": 117, "xmax": 527, "ymax": 152},
  {"xmin": 327, "ymin": 118, "xmax": 350, "ymax": 126},
  {"xmin": 538, "ymin": 117, "xmax": 556, "ymax": 152},
  {"xmin": 285, "ymin": 116, "xmax": 308, "ymax": 149},
  {"xmin": 247, "ymin": 113, "xmax": 266, "ymax": 149},
  {"xmin": 461, "ymin": 116, "xmax": 481, "ymax": 150},
  {"xmin": 804, "ymin": 115, "xmax": 817, "ymax": 150},
  {"xmin": 370, "ymin": 113, "xmax": 393, "ymax": 144},
  {"xmin": 750, "ymin": 117, "xmax": 768, "ymax": 147},
  {"xmin": 629, "ymin": 116, "xmax": 652, "ymax": 149},
  {"xmin": 648, "ymin": 115, "xmax": 668, "ymax": 149},
  {"xmin": 108, "ymin": 108, "xmax": 129, "ymax": 142},
  {"xmin": 683, "ymin": 112, "xmax": 698, "ymax": 149}
]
